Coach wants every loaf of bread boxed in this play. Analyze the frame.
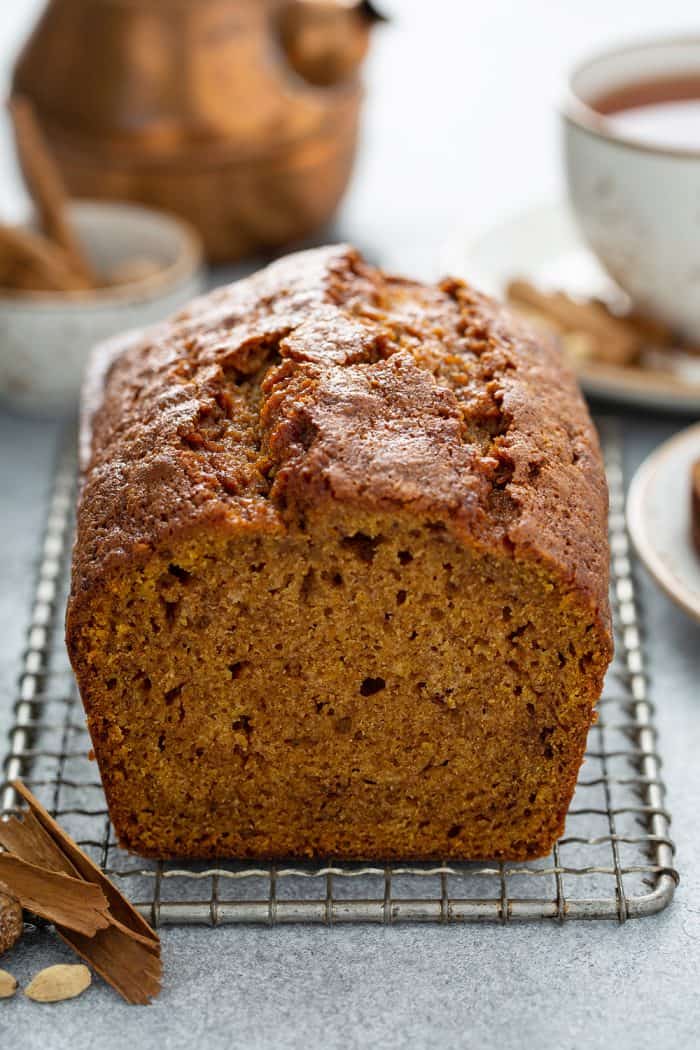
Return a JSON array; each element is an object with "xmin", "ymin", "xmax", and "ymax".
[{"xmin": 67, "ymin": 245, "xmax": 613, "ymax": 860}]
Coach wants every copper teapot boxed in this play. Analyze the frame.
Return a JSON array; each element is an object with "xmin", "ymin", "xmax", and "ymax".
[{"xmin": 12, "ymin": 0, "xmax": 384, "ymax": 262}]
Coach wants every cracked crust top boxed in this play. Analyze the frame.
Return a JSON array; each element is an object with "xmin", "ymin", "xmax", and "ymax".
[{"xmin": 69, "ymin": 244, "xmax": 611, "ymax": 635}]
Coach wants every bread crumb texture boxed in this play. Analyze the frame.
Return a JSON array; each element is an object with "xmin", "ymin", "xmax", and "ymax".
[{"xmin": 67, "ymin": 245, "xmax": 612, "ymax": 861}]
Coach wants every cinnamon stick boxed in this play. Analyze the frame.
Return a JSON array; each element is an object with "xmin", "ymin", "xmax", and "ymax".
[
  {"xmin": 0, "ymin": 855, "xmax": 110, "ymax": 937},
  {"xmin": 11, "ymin": 780, "xmax": 158, "ymax": 945},
  {"xmin": 1, "ymin": 781, "xmax": 161, "ymax": 1004},
  {"xmin": 8, "ymin": 96, "xmax": 97, "ymax": 287},
  {"xmin": 0, "ymin": 223, "xmax": 91, "ymax": 292},
  {"xmin": 56, "ymin": 925, "xmax": 162, "ymax": 1006},
  {"xmin": 507, "ymin": 279, "xmax": 641, "ymax": 366},
  {"xmin": 0, "ymin": 810, "xmax": 77, "ymax": 875}
]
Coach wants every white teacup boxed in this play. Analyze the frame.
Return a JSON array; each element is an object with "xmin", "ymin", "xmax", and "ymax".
[{"xmin": 563, "ymin": 37, "xmax": 700, "ymax": 343}]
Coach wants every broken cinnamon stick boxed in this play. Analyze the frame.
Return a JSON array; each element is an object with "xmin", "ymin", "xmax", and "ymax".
[
  {"xmin": 1, "ymin": 810, "xmax": 161, "ymax": 999},
  {"xmin": 624, "ymin": 307, "xmax": 674, "ymax": 347},
  {"xmin": 11, "ymin": 780, "xmax": 158, "ymax": 945},
  {"xmin": 1, "ymin": 781, "xmax": 161, "ymax": 1004},
  {"xmin": 0, "ymin": 810, "xmax": 77, "ymax": 875},
  {"xmin": 0, "ymin": 223, "xmax": 91, "ymax": 292},
  {"xmin": 0, "ymin": 854, "xmax": 110, "ymax": 937},
  {"xmin": 57, "ymin": 924, "xmax": 162, "ymax": 1006},
  {"xmin": 507, "ymin": 279, "xmax": 641, "ymax": 366},
  {"xmin": 8, "ymin": 96, "xmax": 97, "ymax": 287}
]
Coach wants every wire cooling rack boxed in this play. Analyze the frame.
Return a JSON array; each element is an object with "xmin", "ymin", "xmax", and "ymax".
[{"xmin": 0, "ymin": 423, "xmax": 678, "ymax": 926}]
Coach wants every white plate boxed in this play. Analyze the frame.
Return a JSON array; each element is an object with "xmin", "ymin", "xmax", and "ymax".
[
  {"xmin": 627, "ymin": 423, "xmax": 700, "ymax": 623},
  {"xmin": 441, "ymin": 201, "xmax": 700, "ymax": 414}
]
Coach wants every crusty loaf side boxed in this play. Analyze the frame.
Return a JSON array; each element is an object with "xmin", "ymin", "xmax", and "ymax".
[{"xmin": 67, "ymin": 244, "xmax": 613, "ymax": 860}]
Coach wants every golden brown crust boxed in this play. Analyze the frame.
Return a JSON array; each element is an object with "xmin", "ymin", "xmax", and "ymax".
[{"xmin": 69, "ymin": 244, "xmax": 610, "ymax": 638}]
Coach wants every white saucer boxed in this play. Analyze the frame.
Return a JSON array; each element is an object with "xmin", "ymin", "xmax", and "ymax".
[
  {"xmin": 627, "ymin": 423, "xmax": 700, "ymax": 623},
  {"xmin": 441, "ymin": 201, "xmax": 700, "ymax": 414}
]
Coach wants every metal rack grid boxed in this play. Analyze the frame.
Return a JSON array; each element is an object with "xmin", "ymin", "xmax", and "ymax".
[{"xmin": 0, "ymin": 424, "xmax": 678, "ymax": 926}]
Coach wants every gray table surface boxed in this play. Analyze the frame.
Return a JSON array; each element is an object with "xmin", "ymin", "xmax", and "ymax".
[{"xmin": 2, "ymin": 2, "xmax": 700, "ymax": 1048}]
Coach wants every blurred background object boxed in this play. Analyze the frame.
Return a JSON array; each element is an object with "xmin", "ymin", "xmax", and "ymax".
[
  {"xmin": 0, "ymin": 201, "xmax": 202, "ymax": 414},
  {"xmin": 278, "ymin": 1, "xmax": 386, "ymax": 86},
  {"xmin": 11, "ymin": 0, "xmax": 384, "ymax": 262},
  {"xmin": 8, "ymin": 95, "xmax": 98, "ymax": 288}
]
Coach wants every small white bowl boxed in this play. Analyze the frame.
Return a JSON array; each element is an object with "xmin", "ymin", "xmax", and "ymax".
[
  {"xmin": 562, "ymin": 36, "xmax": 700, "ymax": 343},
  {"xmin": 0, "ymin": 201, "xmax": 204, "ymax": 414}
]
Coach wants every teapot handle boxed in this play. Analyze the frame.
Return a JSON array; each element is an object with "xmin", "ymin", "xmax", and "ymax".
[
  {"xmin": 357, "ymin": 1, "xmax": 389, "ymax": 24},
  {"xmin": 277, "ymin": 0, "xmax": 388, "ymax": 88}
]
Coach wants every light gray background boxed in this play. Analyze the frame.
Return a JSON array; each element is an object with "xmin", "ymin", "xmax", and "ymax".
[{"xmin": 1, "ymin": 2, "xmax": 700, "ymax": 1047}]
